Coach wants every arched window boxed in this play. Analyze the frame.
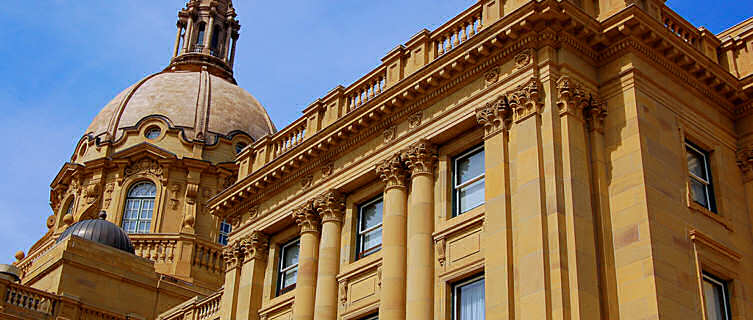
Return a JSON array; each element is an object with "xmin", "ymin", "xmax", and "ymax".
[
  {"xmin": 64, "ymin": 197, "xmax": 75, "ymax": 215},
  {"xmin": 196, "ymin": 23, "xmax": 206, "ymax": 47},
  {"xmin": 211, "ymin": 25, "xmax": 223, "ymax": 51},
  {"xmin": 122, "ymin": 181, "xmax": 157, "ymax": 234}
]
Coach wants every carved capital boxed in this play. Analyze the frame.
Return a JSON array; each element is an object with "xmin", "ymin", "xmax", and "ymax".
[
  {"xmin": 403, "ymin": 140, "xmax": 438, "ymax": 177},
  {"xmin": 375, "ymin": 154, "xmax": 408, "ymax": 190},
  {"xmin": 242, "ymin": 231, "xmax": 270, "ymax": 261},
  {"xmin": 556, "ymin": 76, "xmax": 590, "ymax": 118},
  {"xmin": 314, "ymin": 189, "xmax": 345, "ymax": 224},
  {"xmin": 294, "ymin": 201, "xmax": 321, "ymax": 234},
  {"xmin": 507, "ymin": 77, "xmax": 542, "ymax": 123},
  {"xmin": 585, "ymin": 98, "xmax": 608, "ymax": 134},
  {"xmin": 475, "ymin": 95, "xmax": 511, "ymax": 137},
  {"xmin": 222, "ymin": 240, "xmax": 245, "ymax": 270}
]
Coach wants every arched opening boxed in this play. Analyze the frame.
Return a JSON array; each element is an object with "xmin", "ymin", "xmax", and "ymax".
[
  {"xmin": 122, "ymin": 181, "xmax": 157, "ymax": 233},
  {"xmin": 64, "ymin": 196, "xmax": 75, "ymax": 215},
  {"xmin": 210, "ymin": 25, "xmax": 223, "ymax": 56},
  {"xmin": 195, "ymin": 22, "xmax": 206, "ymax": 51}
]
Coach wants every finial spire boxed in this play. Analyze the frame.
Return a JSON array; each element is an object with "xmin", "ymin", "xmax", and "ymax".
[{"xmin": 167, "ymin": 0, "xmax": 241, "ymax": 82}]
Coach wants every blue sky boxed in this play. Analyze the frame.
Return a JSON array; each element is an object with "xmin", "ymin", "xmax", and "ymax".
[{"xmin": 0, "ymin": 1, "xmax": 750, "ymax": 264}]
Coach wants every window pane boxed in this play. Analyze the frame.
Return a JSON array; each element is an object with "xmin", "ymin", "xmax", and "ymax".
[
  {"xmin": 458, "ymin": 180, "xmax": 485, "ymax": 213},
  {"xmin": 282, "ymin": 269, "xmax": 297, "ymax": 288},
  {"xmin": 361, "ymin": 228, "xmax": 383, "ymax": 251},
  {"xmin": 703, "ymin": 278, "xmax": 727, "ymax": 320},
  {"xmin": 360, "ymin": 200, "xmax": 383, "ymax": 230},
  {"xmin": 457, "ymin": 278, "xmax": 485, "ymax": 320},
  {"xmin": 140, "ymin": 199, "xmax": 154, "ymax": 219},
  {"xmin": 690, "ymin": 179, "xmax": 709, "ymax": 208},
  {"xmin": 687, "ymin": 148, "xmax": 707, "ymax": 180},
  {"xmin": 457, "ymin": 149, "xmax": 484, "ymax": 185},
  {"xmin": 283, "ymin": 243, "xmax": 299, "ymax": 268}
]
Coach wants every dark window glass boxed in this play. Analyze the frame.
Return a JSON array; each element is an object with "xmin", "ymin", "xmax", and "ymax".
[
  {"xmin": 453, "ymin": 145, "xmax": 485, "ymax": 216},
  {"xmin": 702, "ymin": 273, "xmax": 731, "ymax": 320},
  {"xmin": 218, "ymin": 220, "xmax": 232, "ymax": 245},
  {"xmin": 686, "ymin": 141, "xmax": 716, "ymax": 212},
  {"xmin": 356, "ymin": 197, "xmax": 383, "ymax": 259},
  {"xmin": 452, "ymin": 275, "xmax": 485, "ymax": 320},
  {"xmin": 277, "ymin": 239, "xmax": 300, "ymax": 295}
]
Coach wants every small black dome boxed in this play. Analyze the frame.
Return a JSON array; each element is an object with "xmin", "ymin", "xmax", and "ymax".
[{"xmin": 56, "ymin": 212, "xmax": 135, "ymax": 254}]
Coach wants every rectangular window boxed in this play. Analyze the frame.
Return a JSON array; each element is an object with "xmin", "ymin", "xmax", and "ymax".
[
  {"xmin": 360, "ymin": 314, "xmax": 378, "ymax": 320},
  {"xmin": 356, "ymin": 197, "xmax": 383, "ymax": 259},
  {"xmin": 452, "ymin": 275, "xmax": 485, "ymax": 320},
  {"xmin": 686, "ymin": 141, "xmax": 716, "ymax": 212},
  {"xmin": 277, "ymin": 238, "xmax": 300, "ymax": 296},
  {"xmin": 702, "ymin": 272, "xmax": 731, "ymax": 320},
  {"xmin": 217, "ymin": 220, "xmax": 232, "ymax": 245},
  {"xmin": 453, "ymin": 145, "xmax": 485, "ymax": 217}
]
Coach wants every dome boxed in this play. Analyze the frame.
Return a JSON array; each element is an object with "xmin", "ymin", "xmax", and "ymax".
[
  {"xmin": 86, "ymin": 70, "xmax": 276, "ymax": 143},
  {"xmin": 56, "ymin": 212, "xmax": 135, "ymax": 254}
]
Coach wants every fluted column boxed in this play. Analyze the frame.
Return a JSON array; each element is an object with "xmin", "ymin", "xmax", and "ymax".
[
  {"xmin": 293, "ymin": 201, "xmax": 321, "ymax": 320},
  {"xmin": 313, "ymin": 190, "xmax": 345, "ymax": 320},
  {"xmin": 236, "ymin": 232, "xmax": 270, "ymax": 320},
  {"xmin": 203, "ymin": 15, "xmax": 215, "ymax": 54},
  {"xmin": 375, "ymin": 154, "xmax": 409, "ymax": 320},
  {"xmin": 229, "ymin": 33, "xmax": 238, "ymax": 67},
  {"xmin": 224, "ymin": 24, "xmax": 233, "ymax": 62},
  {"xmin": 403, "ymin": 140, "xmax": 437, "ymax": 320}
]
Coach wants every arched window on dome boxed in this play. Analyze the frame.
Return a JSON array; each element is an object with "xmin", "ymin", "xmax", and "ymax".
[
  {"xmin": 195, "ymin": 23, "xmax": 206, "ymax": 51},
  {"xmin": 122, "ymin": 181, "xmax": 156, "ymax": 234}
]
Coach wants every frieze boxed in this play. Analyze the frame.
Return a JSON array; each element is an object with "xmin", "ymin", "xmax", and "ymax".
[{"xmin": 125, "ymin": 158, "xmax": 163, "ymax": 180}]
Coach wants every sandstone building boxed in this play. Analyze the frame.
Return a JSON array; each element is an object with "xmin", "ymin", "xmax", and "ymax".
[{"xmin": 3, "ymin": 0, "xmax": 753, "ymax": 319}]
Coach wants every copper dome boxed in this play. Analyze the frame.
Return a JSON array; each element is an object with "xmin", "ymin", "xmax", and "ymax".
[{"xmin": 56, "ymin": 212, "xmax": 135, "ymax": 254}]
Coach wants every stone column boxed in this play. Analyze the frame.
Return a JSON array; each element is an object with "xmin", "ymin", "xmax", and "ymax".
[
  {"xmin": 203, "ymin": 15, "xmax": 215, "ymax": 54},
  {"xmin": 224, "ymin": 24, "xmax": 234, "ymax": 62},
  {"xmin": 475, "ymin": 96, "xmax": 513, "ymax": 319},
  {"xmin": 313, "ymin": 190, "xmax": 345, "ymax": 320},
  {"xmin": 229, "ymin": 33, "xmax": 239, "ymax": 67},
  {"xmin": 293, "ymin": 201, "xmax": 321, "ymax": 320},
  {"xmin": 403, "ymin": 140, "xmax": 437, "ymax": 320},
  {"xmin": 236, "ymin": 232, "xmax": 270, "ymax": 320},
  {"xmin": 375, "ymin": 154, "xmax": 409, "ymax": 320},
  {"xmin": 173, "ymin": 22, "xmax": 184, "ymax": 58},
  {"xmin": 182, "ymin": 15, "xmax": 194, "ymax": 54},
  {"xmin": 220, "ymin": 240, "xmax": 245, "ymax": 320}
]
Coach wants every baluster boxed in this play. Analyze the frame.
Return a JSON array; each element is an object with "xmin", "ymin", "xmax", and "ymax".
[
  {"xmin": 437, "ymin": 40, "xmax": 444, "ymax": 56},
  {"xmin": 469, "ymin": 18, "xmax": 476, "ymax": 37},
  {"xmin": 461, "ymin": 22, "xmax": 468, "ymax": 42},
  {"xmin": 378, "ymin": 76, "xmax": 384, "ymax": 94},
  {"xmin": 368, "ymin": 82, "xmax": 374, "ymax": 99}
]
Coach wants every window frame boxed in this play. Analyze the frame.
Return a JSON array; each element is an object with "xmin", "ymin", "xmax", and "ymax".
[
  {"xmin": 360, "ymin": 314, "xmax": 378, "ymax": 320},
  {"xmin": 218, "ymin": 220, "xmax": 232, "ymax": 245},
  {"xmin": 451, "ymin": 274, "xmax": 485, "ymax": 320},
  {"xmin": 121, "ymin": 181, "xmax": 156, "ymax": 234},
  {"xmin": 452, "ymin": 145, "xmax": 485, "ymax": 217},
  {"xmin": 356, "ymin": 196, "xmax": 384, "ymax": 259},
  {"xmin": 277, "ymin": 238, "xmax": 300, "ymax": 296},
  {"xmin": 686, "ymin": 141, "xmax": 717, "ymax": 213},
  {"xmin": 64, "ymin": 197, "xmax": 75, "ymax": 215},
  {"xmin": 702, "ymin": 272, "xmax": 732, "ymax": 320}
]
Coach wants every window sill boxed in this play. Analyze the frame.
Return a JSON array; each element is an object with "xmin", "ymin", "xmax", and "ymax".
[
  {"xmin": 435, "ymin": 205, "xmax": 485, "ymax": 239},
  {"xmin": 259, "ymin": 292, "xmax": 295, "ymax": 318},
  {"xmin": 340, "ymin": 252, "xmax": 382, "ymax": 281},
  {"xmin": 688, "ymin": 201, "xmax": 732, "ymax": 232}
]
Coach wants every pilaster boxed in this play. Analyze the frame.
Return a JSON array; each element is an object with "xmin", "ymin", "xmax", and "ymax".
[
  {"xmin": 293, "ymin": 201, "xmax": 321, "ymax": 320},
  {"xmin": 236, "ymin": 231, "xmax": 270, "ymax": 320}
]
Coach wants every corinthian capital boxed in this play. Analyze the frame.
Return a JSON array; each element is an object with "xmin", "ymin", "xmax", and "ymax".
[
  {"xmin": 314, "ymin": 190, "xmax": 345, "ymax": 224},
  {"xmin": 294, "ymin": 200, "xmax": 321, "ymax": 234},
  {"xmin": 222, "ymin": 240, "xmax": 245, "ymax": 270},
  {"xmin": 507, "ymin": 77, "xmax": 542, "ymax": 123},
  {"xmin": 556, "ymin": 76, "xmax": 590, "ymax": 118},
  {"xmin": 403, "ymin": 140, "xmax": 438, "ymax": 177},
  {"xmin": 242, "ymin": 231, "xmax": 270, "ymax": 261},
  {"xmin": 737, "ymin": 145, "xmax": 753, "ymax": 183},
  {"xmin": 375, "ymin": 154, "xmax": 408, "ymax": 190},
  {"xmin": 475, "ymin": 96, "xmax": 511, "ymax": 137}
]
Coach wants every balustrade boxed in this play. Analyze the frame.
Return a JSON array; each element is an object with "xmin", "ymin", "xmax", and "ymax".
[
  {"xmin": 345, "ymin": 69, "xmax": 386, "ymax": 112},
  {"xmin": 432, "ymin": 6, "xmax": 482, "ymax": 58},
  {"xmin": 193, "ymin": 240, "xmax": 224, "ymax": 273},
  {"xmin": 4, "ymin": 284, "xmax": 58, "ymax": 314},
  {"xmin": 272, "ymin": 120, "xmax": 308, "ymax": 158},
  {"xmin": 131, "ymin": 236, "xmax": 178, "ymax": 264},
  {"xmin": 195, "ymin": 292, "xmax": 222, "ymax": 320},
  {"xmin": 661, "ymin": 6, "xmax": 700, "ymax": 48}
]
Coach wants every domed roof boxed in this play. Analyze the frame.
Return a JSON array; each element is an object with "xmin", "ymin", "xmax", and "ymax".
[
  {"xmin": 56, "ymin": 212, "xmax": 135, "ymax": 254},
  {"xmin": 86, "ymin": 70, "xmax": 276, "ymax": 143}
]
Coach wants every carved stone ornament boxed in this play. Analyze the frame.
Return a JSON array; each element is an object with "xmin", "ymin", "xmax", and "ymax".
[
  {"xmin": 475, "ymin": 95, "xmax": 512, "ymax": 137},
  {"xmin": 246, "ymin": 206, "xmax": 260, "ymax": 224},
  {"xmin": 321, "ymin": 163, "xmax": 334, "ymax": 177},
  {"xmin": 556, "ymin": 76, "xmax": 590, "ymax": 118},
  {"xmin": 125, "ymin": 158, "xmax": 163, "ymax": 179},
  {"xmin": 586, "ymin": 98, "xmax": 607, "ymax": 133},
  {"xmin": 435, "ymin": 238, "xmax": 446, "ymax": 267},
  {"xmin": 484, "ymin": 67, "xmax": 500, "ymax": 85},
  {"xmin": 300, "ymin": 174, "xmax": 314, "ymax": 190},
  {"xmin": 377, "ymin": 267, "xmax": 383, "ymax": 288},
  {"xmin": 514, "ymin": 49, "xmax": 533, "ymax": 69},
  {"xmin": 383, "ymin": 126, "xmax": 397, "ymax": 143},
  {"xmin": 223, "ymin": 174, "xmax": 236, "ymax": 189},
  {"xmin": 314, "ymin": 189, "xmax": 345, "ymax": 224},
  {"xmin": 242, "ymin": 231, "xmax": 270, "ymax": 261},
  {"xmin": 408, "ymin": 111, "xmax": 423, "ymax": 129},
  {"xmin": 46, "ymin": 215, "xmax": 56, "ymax": 229},
  {"xmin": 506, "ymin": 77, "xmax": 542, "ymax": 123},
  {"xmin": 169, "ymin": 183, "xmax": 181, "ymax": 210},
  {"xmin": 403, "ymin": 140, "xmax": 438, "ymax": 177},
  {"xmin": 294, "ymin": 200, "xmax": 321, "ymax": 234},
  {"xmin": 337, "ymin": 280, "xmax": 348, "ymax": 307},
  {"xmin": 375, "ymin": 154, "xmax": 408, "ymax": 190},
  {"xmin": 84, "ymin": 183, "xmax": 100, "ymax": 205},
  {"xmin": 737, "ymin": 146, "xmax": 753, "ymax": 183}
]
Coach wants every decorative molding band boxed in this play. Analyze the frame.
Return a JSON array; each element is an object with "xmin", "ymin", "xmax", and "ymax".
[{"xmin": 689, "ymin": 229, "xmax": 742, "ymax": 262}]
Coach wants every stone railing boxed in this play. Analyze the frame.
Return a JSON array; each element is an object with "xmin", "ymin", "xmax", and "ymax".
[
  {"xmin": 271, "ymin": 118, "xmax": 308, "ymax": 158},
  {"xmin": 431, "ymin": 1, "xmax": 483, "ymax": 58},
  {"xmin": 193, "ymin": 239, "xmax": 224, "ymax": 274},
  {"xmin": 0, "ymin": 278, "xmax": 128, "ymax": 319},
  {"xmin": 158, "ymin": 290, "xmax": 223, "ymax": 320},
  {"xmin": 344, "ymin": 65, "xmax": 387, "ymax": 112},
  {"xmin": 130, "ymin": 234, "xmax": 225, "ymax": 276},
  {"xmin": 660, "ymin": 5, "xmax": 701, "ymax": 48},
  {"xmin": 131, "ymin": 234, "xmax": 180, "ymax": 264},
  {"xmin": 16, "ymin": 237, "xmax": 57, "ymax": 279}
]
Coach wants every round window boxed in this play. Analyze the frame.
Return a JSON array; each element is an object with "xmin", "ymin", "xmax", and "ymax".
[
  {"xmin": 235, "ymin": 142, "xmax": 248, "ymax": 154},
  {"xmin": 145, "ymin": 127, "xmax": 161, "ymax": 140}
]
